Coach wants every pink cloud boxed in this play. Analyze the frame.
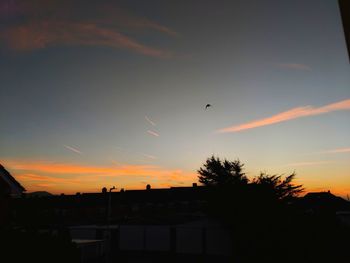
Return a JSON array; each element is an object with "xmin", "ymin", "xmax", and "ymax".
[
  {"xmin": 320, "ymin": 148, "xmax": 350, "ymax": 154},
  {"xmin": 147, "ymin": 130, "xmax": 160, "ymax": 137},
  {"xmin": 3, "ymin": 21, "xmax": 172, "ymax": 57},
  {"xmin": 218, "ymin": 99, "xmax": 350, "ymax": 133},
  {"xmin": 286, "ymin": 161, "xmax": 333, "ymax": 167},
  {"xmin": 1, "ymin": 1, "xmax": 177, "ymax": 58}
]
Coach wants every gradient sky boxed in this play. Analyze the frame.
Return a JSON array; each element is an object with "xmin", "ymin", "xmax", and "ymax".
[{"xmin": 1, "ymin": 0, "xmax": 349, "ymax": 196}]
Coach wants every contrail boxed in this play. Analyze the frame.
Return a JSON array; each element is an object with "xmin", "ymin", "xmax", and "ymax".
[
  {"xmin": 141, "ymin": 153, "xmax": 157, "ymax": 159},
  {"xmin": 64, "ymin": 145, "xmax": 82, "ymax": 154},
  {"xmin": 147, "ymin": 130, "xmax": 160, "ymax": 137},
  {"xmin": 145, "ymin": 116, "xmax": 156, "ymax": 126}
]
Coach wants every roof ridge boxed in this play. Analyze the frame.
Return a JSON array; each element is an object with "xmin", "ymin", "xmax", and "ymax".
[{"xmin": 0, "ymin": 164, "xmax": 26, "ymax": 192}]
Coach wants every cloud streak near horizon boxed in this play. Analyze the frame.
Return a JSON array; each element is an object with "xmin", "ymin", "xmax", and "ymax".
[
  {"xmin": 286, "ymin": 161, "xmax": 333, "ymax": 167},
  {"xmin": 218, "ymin": 99, "xmax": 350, "ymax": 133},
  {"xmin": 6, "ymin": 161, "xmax": 163, "ymax": 176},
  {"xmin": 319, "ymin": 148, "xmax": 350, "ymax": 154},
  {"xmin": 4, "ymin": 159, "xmax": 197, "ymax": 193}
]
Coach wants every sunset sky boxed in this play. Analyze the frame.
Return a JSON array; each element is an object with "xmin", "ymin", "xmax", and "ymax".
[{"xmin": 1, "ymin": 0, "xmax": 349, "ymax": 196}]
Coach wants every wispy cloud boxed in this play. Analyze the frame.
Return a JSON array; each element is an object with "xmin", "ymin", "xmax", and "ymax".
[
  {"xmin": 3, "ymin": 21, "xmax": 172, "ymax": 57},
  {"xmin": 276, "ymin": 63, "xmax": 312, "ymax": 71},
  {"xmin": 141, "ymin": 153, "xmax": 157, "ymax": 160},
  {"xmin": 318, "ymin": 148, "xmax": 350, "ymax": 154},
  {"xmin": 147, "ymin": 130, "xmax": 160, "ymax": 137},
  {"xmin": 286, "ymin": 161, "xmax": 333, "ymax": 167},
  {"xmin": 7, "ymin": 161, "xmax": 158, "ymax": 176},
  {"xmin": 111, "ymin": 159, "xmax": 119, "ymax": 166},
  {"xmin": 1, "ymin": 1, "xmax": 176, "ymax": 58},
  {"xmin": 15, "ymin": 172, "xmax": 104, "ymax": 193},
  {"xmin": 64, "ymin": 145, "xmax": 82, "ymax": 154},
  {"xmin": 34, "ymin": 183, "xmax": 56, "ymax": 188},
  {"xmin": 17, "ymin": 173, "xmax": 74, "ymax": 183},
  {"xmin": 218, "ymin": 99, "xmax": 350, "ymax": 133},
  {"xmin": 145, "ymin": 115, "xmax": 156, "ymax": 126},
  {"xmin": 99, "ymin": 5, "xmax": 178, "ymax": 37},
  {"xmin": 5, "ymin": 160, "xmax": 195, "ymax": 179}
]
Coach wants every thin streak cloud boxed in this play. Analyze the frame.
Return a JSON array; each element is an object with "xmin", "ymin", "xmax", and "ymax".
[
  {"xmin": 286, "ymin": 161, "xmax": 333, "ymax": 167},
  {"xmin": 141, "ymin": 153, "xmax": 157, "ymax": 159},
  {"xmin": 218, "ymin": 99, "xmax": 350, "ymax": 133},
  {"xmin": 64, "ymin": 145, "xmax": 82, "ymax": 154},
  {"xmin": 145, "ymin": 116, "xmax": 156, "ymax": 126},
  {"xmin": 147, "ymin": 130, "xmax": 160, "ymax": 137},
  {"xmin": 319, "ymin": 148, "xmax": 350, "ymax": 154}
]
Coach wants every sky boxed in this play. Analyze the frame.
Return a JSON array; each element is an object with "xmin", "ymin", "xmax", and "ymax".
[{"xmin": 0, "ymin": 0, "xmax": 349, "ymax": 196}]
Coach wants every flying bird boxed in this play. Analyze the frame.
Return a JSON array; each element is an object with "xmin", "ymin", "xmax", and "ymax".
[{"xmin": 205, "ymin": 104, "xmax": 212, "ymax": 110}]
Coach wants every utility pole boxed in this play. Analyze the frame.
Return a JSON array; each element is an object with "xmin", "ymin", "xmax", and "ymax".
[
  {"xmin": 106, "ymin": 186, "xmax": 115, "ymax": 263},
  {"xmin": 108, "ymin": 186, "xmax": 116, "ymax": 225}
]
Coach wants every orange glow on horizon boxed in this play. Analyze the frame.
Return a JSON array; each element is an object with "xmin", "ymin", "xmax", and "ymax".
[
  {"xmin": 3, "ymin": 158, "xmax": 349, "ymax": 197},
  {"xmin": 3, "ymin": 160, "xmax": 198, "ymax": 194}
]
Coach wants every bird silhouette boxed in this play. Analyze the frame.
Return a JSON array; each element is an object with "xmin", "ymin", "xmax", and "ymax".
[{"xmin": 205, "ymin": 104, "xmax": 212, "ymax": 109}]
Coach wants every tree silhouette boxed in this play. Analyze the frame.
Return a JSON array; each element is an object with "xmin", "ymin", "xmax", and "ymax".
[
  {"xmin": 197, "ymin": 155, "xmax": 248, "ymax": 186},
  {"xmin": 252, "ymin": 172, "xmax": 304, "ymax": 201},
  {"xmin": 197, "ymin": 156, "xmax": 350, "ymax": 263}
]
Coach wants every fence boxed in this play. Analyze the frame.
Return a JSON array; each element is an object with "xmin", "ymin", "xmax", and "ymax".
[{"xmin": 70, "ymin": 224, "xmax": 232, "ymax": 256}]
